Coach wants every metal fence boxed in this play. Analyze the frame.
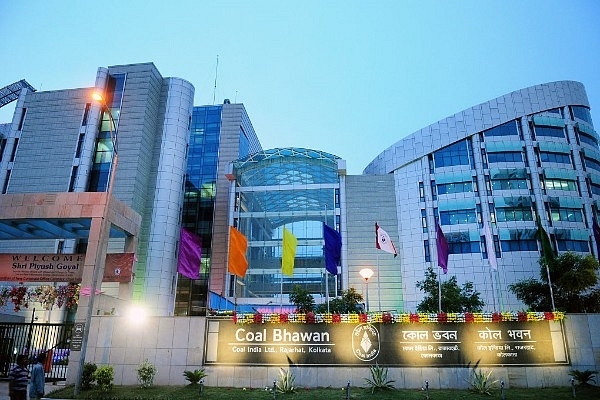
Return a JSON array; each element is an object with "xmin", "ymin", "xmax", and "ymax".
[{"xmin": 0, "ymin": 322, "xmax": 73, "ymax": 382}]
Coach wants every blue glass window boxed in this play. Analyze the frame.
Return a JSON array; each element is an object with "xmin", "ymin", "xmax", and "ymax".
[
  {"xmin": 585, "ymin": 157, "xmax": 600, "ymax": 173},
  {"xmin": 439, "ymin": 209, "xmax": 477, "ymax": 225},
  {"xmin": 578, "ymin": 132, "xmax": 598, "ymax": 148},
  {"xmin": 437, "ymin": 181, "xmax": 473, "ymax": 195},
  {"xmin": 491, "ymin": 178, "xmax": 528, "ymax": 191},
  {"xmin": 487, "ymin": 152, "xmax": 523, "ymax": 163},
  {"xmin": 557, "ymin": 240, "xmax": 589, "ymax": 252},
  {"xmin": 449, "ymin": 241, "xmax": 480, "ymax": 254},
  {"xmin": 535, "ymin": 126, "xmax": 564, "ymax": 138},
  {"xmin": 500, "ymin": 240, "xmax": 538, "ymax": 252},
  {"xmin": 550, "ymin": 207, "xmax": 583, "ymax": 222},
  {"xmin": 590, "ymin": 183, "xmax": 600, "ymax": 195},
  {"xmin": 484, "ymin": 120, "xmax": 519, "ymax": 137},
  {"xmin": 423, "ymin": 240, "xmax": 431, "ymax": 262},
  {"xmin": 540, "ymin": 152, "xmax": 571, "ymax": 164},
  {"xmin": 434, "ymin": 140, "xmax": 471, "ymax": 168},
  {"xmin": 496, "ymin": 206, "xmax": 533, "ymax": 222},
  {"xmin": 543, "ymin": 178, "xmax": 576, "ymax": 191},
  {"xmin": 571, "ymin": 106, "xmax": 593, "ymax": 125}
]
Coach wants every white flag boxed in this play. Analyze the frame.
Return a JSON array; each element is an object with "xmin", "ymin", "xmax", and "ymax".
[
  {"xmin": 484, "ymin": 221, "xmax": 498, "ymax": 270},
  {"xmin": 375, "ymin": 222, "xmax": 397, "ymax": 257}
]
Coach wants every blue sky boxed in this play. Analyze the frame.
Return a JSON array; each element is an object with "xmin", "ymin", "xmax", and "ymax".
[{"xmin": 1, "ymin": 0, "xmax": 599, "ymax": 174}]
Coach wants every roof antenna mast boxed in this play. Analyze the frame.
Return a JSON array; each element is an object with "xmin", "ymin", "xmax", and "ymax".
[{"xmin": 212, "ymin": 55, "xmax": 219, "ymax": 105}]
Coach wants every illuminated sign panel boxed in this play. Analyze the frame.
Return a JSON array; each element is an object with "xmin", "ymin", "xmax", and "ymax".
[
  {"xmin": 0, "ymin": 253, "xmax": 134, "ymax": 282},
  {"xmin": 204, "ymin": 318, "xmax": 568, "ymax": 366}
]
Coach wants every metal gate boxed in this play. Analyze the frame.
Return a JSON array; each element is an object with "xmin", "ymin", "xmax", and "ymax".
[{"xmin": 0, "ymin": 322, "xmax": 73, "ymax": 382}]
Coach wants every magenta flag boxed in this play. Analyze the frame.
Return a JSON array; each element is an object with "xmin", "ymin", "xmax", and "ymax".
[
  {"xmin": 436, "ymin": 223, "xmax": 449, "ymax": 274},
  {"xmin": 178, "ymin": 228, "xmax": 202, "ymax": 279}
]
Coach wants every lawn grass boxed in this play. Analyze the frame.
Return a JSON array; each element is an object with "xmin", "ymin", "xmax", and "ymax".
[{"xmin": 45, "ymin": 384, "xmax": 600, "ymax": 399}]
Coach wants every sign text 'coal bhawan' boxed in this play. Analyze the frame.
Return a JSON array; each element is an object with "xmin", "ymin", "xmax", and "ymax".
[{"xmin": 204, "ymin": 318, "xmax": 569, "ymax": 367}]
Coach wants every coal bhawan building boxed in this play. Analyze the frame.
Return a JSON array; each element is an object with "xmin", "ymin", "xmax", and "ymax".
[{"xmin": 0, "ymin": 64, "xmax": 598, "ymax": 388}]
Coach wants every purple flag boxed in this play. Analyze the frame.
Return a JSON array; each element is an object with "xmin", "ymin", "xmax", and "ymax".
[
  {"xmin": 178, "ymin": 228, "xmax": 202, "ymax": 280},
  {"xmin": 323, "ymin": 223, "xmax": 341, "ymax": 275},
  {"xmin": 436, "ymin": 223, "xmax": 449, "ymax": 274},
  {"xmin": 593, "ymin": 217, "xmax": 600, "ymax": 261}
]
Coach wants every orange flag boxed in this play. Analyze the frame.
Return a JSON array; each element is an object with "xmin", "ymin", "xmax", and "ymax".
[{"xmin": 228, "ymin": 226, "xmax": 249, "ymax": 277}]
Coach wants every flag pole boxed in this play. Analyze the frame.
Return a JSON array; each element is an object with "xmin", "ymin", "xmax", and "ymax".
[
  {"xmin": 437, "ymin": 270, "xmax": 442, "ymax": 313},
  {"xmin": 376, "ymin": 252, "xmax": 381, "ymax": 311}
]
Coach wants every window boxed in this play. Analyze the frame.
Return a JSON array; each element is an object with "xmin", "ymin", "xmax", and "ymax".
[
  {"xmin": 550, "ymin": 207, "xmax": 583, "ymax": 222},
  {"xmin": 421, "ymin": 209, "xmax": 428, "ymax": 233},
  {"xmin": 542, "ymin": 178, "xmax": 577, "ymax": 191},
  {"xmin": 487, "ymin": 151, "xmax": 523, "ymax": 163},
  {"xmin": 9, "ymin": 139, "xmax": 18, "ymax": 162},
  {"xmin": 557, "ymin": 240, "xmax": 589, "ymax": 252},
  {"xmin": 69, "ymin": 166, "xmax": 78, "ymax": 192},
  {"xmin": 0, "ymin": 138, "xmax": 6, "ymax": 162},
  {"xmin": 540, "ymin": 152, "xmax": 571, "ymax": 164},
  {"xmin": 534, "ymin": 126, "xmax": 564, "ymax": 138},
  {"xmin": 585, "ymin": 157, "xmax": 600, "ymax": 173},
  {"xmin": 578, "ymin": 131, "xmax": 598, "ymax": 148},
  {"xmin": 437, "ymin": 181, "xmax": 473, "ymax": 195},
  {"xmin": 496, "ymin": 206, "xmax": 534, "ymax": 222},
  {"xmin": 590, "ymin": 182, "xmax": 600, "ymax": 196},
  {"xmin": 484, "ymin": 120, "xmax": 519, "ymax": 137},
  {"xmin": 419, "ymin": 182, "xmax": 425, "ymax": 201},
  {"xmin": 500, "ymin": 240, "xmax": 538, "ymax": 252},
  {"xmin": 439, "ymin": 209, "xmax": 477, "ymax": 225},
  {"xmin": 491, "ymin": 178, "xmax": 528, "ymax": 191},
  {"xmin": 571, "ymin": 106, "xmax": 593, "ymax": 125},
  {"xmin": 433, "ymin": 140, "xmax": 471, "ymax": 168},
  {"xmin": 82, "ymin": 103, "xmax": 91, "ymax": 126},
  {"xmin": 449, "ymin": 241, "xmax": 480, "ymax": 254},
  {"xmin": 423, "ymin": 240, "xmax": 431, "ymax": 262},
  {"xmin": 75, "ymin": 133, "xmax": 85, "ymax": 158},
  {"xmin": 545, "ymin": 108, "xmax": 563, "ymax": 117},
  {"xmin": 17, "ymin": 108, "xmax": 26, "ymax": 131},
  {"xmin": 2, "ymin": 170, "xmax": 10, "ymax": 193},
  {"xmin": 430, "ymin": 180, "xmax": 437, "ymax": 200}
]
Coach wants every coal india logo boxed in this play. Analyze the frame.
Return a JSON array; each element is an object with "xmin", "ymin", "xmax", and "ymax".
[{"xmin": 352, "ymin": 323, "xmax": 380, "ymax": 361}]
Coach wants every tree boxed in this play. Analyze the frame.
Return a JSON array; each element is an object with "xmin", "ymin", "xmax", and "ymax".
[
  {"xmin": 508, "ymin": 252, "xmax": 600, "ymax": 312},
  {"xmin": 416, "ymin": 266, "xmax": 484, "ymax": 312},
  {"xmin": 316, "ymin": 287, "xmax": 363, "ymax": 313},
  {"xmin": 289, "ymin": 285, "xmax": 315, "ymax": 313}
]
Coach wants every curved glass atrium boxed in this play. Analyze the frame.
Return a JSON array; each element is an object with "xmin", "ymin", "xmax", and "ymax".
[{"xmin": 230, "ymin": 148, "xmax": 342, "ymax": 309}]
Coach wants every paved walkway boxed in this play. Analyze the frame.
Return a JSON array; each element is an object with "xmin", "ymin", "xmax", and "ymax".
[{"xmin": 0, "ymin": 379, "xmax": 67, "ymax": 399}]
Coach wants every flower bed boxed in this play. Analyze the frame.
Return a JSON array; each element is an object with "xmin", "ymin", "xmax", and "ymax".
[{"xmin": 233, "ymin": 311, "xmax": 564, "ymax": 324}]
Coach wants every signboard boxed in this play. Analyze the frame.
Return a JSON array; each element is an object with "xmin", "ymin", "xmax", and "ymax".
[
  {"xmin": 0, "ymin": 253, "xmax": 135, "ymax": 282},
  {"xmin": 204, "ymin": 318, "xmax": 568, "ymax": 367},
  {"xmin": 70, "ymin": 322, "xmax": 85, "ymax": 351}
]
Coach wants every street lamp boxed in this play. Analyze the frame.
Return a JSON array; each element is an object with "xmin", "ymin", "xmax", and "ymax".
[{"xmin": 359, "ymin": 268, "xmax": 374, "ymax": 312}]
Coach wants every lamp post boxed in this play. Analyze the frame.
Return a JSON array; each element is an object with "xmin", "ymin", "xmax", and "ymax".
[
  {"xmin": 359, "ymin": 268, "xmax": 374, "ymax": 312},
  {"xmin": 73, "ymin": 92, "xmax": 118, "ymax": 395}
]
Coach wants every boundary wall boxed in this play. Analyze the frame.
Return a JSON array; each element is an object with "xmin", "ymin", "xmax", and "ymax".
[{"xmin": 82, "ymin": 314, "xmax": 600, "ymax": 389}]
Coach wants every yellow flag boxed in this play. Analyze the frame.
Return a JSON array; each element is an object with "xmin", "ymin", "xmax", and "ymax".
[
  {"xmin": 228, "ymin": 226, "xmax": 248, "ymax": 278},
  {"xmin": 281, "ymin": 227, "xmax": 297, "ymax": 277}
]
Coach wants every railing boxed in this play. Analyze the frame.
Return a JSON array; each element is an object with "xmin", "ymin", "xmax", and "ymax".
[{"xmin": 0, "ymin": 322, "xmax": 73, "ymax": 382}]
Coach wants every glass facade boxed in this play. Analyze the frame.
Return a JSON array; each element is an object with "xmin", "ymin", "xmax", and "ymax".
[
  {"xmin": 88, "ymin": 74, "xmax": 125, "ymax": 192},
  {"xmin": 175, "ymin": 105, "xmax": 222, "ymax": 316},
  {"xmin": 231, "ymin": 148, "xmax": 341, "ymax": 305}
]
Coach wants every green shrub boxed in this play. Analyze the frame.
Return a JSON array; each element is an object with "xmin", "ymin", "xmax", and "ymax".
[
  {"xmin": 364, "ymin": 363, "xmax": 395, "ymax": 393},
  {"xmin": 93, "ymin": 365, "xmax": 114, "ymax": 392},
  {"xmin": 136, "ymin": 359, "xmax": 157, "ymax": 388},
  {"xmin": 466, "ymin": 362, "xmax": 498, "ymax": 395},
  {"xmin": 183, "ymin": 368, "xmax": 207, "ymax": 385},
  {"xmin": 81, "ymin": 362, "xmax": 97, "ymax": 390},
  {"xmin": 569, "ymin": 369, "xmax": 598, "ymax": 386},
  {"xmin": 276, "ymin": 368, "xmax": 296, "ymax": 393}
]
